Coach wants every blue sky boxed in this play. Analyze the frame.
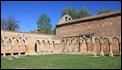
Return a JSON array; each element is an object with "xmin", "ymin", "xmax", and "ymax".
[{"xmin": 1, "ymin": 1, "xmax": 121, "ymax": 32}]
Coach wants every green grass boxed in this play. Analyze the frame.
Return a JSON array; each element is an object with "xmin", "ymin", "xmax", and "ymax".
[{"xmin": 1, "ymin": 54, "xmax": 121, "ymax": 69}]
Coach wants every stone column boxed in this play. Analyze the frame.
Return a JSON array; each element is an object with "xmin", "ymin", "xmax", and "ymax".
[
  {"xmin": 119, "ymin": 36, "xmax": 121, "ymax": 56},
  {"xmin": 119, "ymin": 43, "xmax": 121, "ymax": 56},
  {"xmin": 79, "ymin": 40, "xmax": 82, "ymax": 53},
  {"xmin": 3, "ymin": 53, "xmax": 6, "ymax": 57},
  {"xmin": 92, "ymin": 37, "xmax": 97, "ymax": 56},
  {"xmin": 11, "ymin": 45, "xmax": 14, "ymax": 56},
  {"xmin": 11, "ymin": 53, "xmax": 14, "ymax": 56},
  {"xmin": 109, "ymin": 43, "xmax": 113, "ymax": 56},
  {"xmin": 100, "ymin": 39, "xmax": 104, "ymax": 56},
  {"xmin": 109, "ymin": 36, "xmax": 113, "ymax": 56}
]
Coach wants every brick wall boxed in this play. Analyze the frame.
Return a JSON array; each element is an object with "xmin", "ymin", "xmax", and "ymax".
[{"xmin": 56, "ymin": 12, "xmax": 121, "ymax": 37}]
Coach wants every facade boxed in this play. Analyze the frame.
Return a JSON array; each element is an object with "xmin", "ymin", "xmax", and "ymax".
[{"xmin": 1, "ymin": 11, "xmax": 121, "ymax": 56}]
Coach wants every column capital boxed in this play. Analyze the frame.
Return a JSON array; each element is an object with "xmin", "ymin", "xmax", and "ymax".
[
  {"xmin": 100, "ymin": 39, "xmax": 103, "ymax": 43},
  {"xmin": 109, "ymin": 36, "xmax": 113, "ymax": 43}
]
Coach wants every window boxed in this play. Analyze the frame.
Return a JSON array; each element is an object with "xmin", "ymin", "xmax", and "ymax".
[
  {"xmin": 69, "ymin": 18, "xmax": 71, "ymax": 20},
  {"xmin": 65, "ymin": 17, "xmax": 67, "ymax": 21}
]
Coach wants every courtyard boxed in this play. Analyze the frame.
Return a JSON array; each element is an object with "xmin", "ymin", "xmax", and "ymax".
[{"xmin": 1, "ymin": 54, "xmax": 121, "ymax": 69}]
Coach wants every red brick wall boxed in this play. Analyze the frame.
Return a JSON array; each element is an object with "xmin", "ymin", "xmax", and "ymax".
[{"xmin": 56, "ymin": 14, "xmax": 121, "ymax": 37}]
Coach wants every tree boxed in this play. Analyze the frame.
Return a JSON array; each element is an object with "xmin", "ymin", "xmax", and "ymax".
[
  {"xmin": 97, "ymin": 9, "xmax": 112, "ymax": 14},
  {"xmin": 61, "ymin": 7, "xmax": 79, "ymax": 19},
  {"xmin": 78, "ymin": 7, "xmax": 91, "ymax": 18},
  {"xmin": 37, "ymin": 14, "xmax": 52, "ymax": 34},
  {"xmin": 1, "ymin": 17, "xmax": 19, "ymax": 31},
  {"xmin": 62, "ymin": 7, "xmax": 91, "ymax": 19},
  {"xmin": 52, "ymin": 26, "xmax": 56, "ymax": 35}
]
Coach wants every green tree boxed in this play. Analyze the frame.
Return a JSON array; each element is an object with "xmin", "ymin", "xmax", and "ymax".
[
  {"xmin": 97, "ymin": 9, "xmax": 112, "ymax": 14},
  {"xmin": 62, "ymin": 7, "xmax": 79, "ymax": 19},
  {"xmin": 53, "ymin": 26, "xmax": 56, "ymax": 35},
  {"xmin": 62, "ymin": 7, "xmax": 91, "ymax": 19},
  {"xmin": 78, "ymin": 7, "xmax": 91, "ymax": 18},
  {"xmin": 1, "ymin": 17, "xmax": 19, "ymax": 31},
  {"xmin": 37, "ymin": 14, "xmax": 52, "ymax": 34}
]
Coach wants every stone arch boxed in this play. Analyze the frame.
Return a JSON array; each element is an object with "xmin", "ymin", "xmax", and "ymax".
[
  {"xmin": 3, "ymin": 36, "xmax": 8, "ymax": 44},
  {"xmin": 112, "ymin": 37, "xmax": 119, "ymax": 55},
  {"xmin": 34, "ymin": 40, "xmax": 41, "ymax": 53},
  {"xmin": 18, "ymin": 36, "xmax": 22, "ymax": 39},
  {"xmin": 81, "ymin": 38, "xmax": 88, "ymax": 53},
  {"xmin": 40, "ymin": 40, "xmax": 45, "ymax": 52},
  {"xmin": 50, "ymin": 41, "xmax": 55, "ymax": 52},
  {"xmin": 19, "ymin": 39, "xmax": 27, "ymax": 53},
  {"xmin": 1, "ymin": 37, "xmax": 6, "ymax": 54},
  {"xmin": 69, "ymin": 39, "xmax": 73, "ymax": 52},
  {"xmin": 95, "ymin": 38, "xmax": 101, "ymax": 54},
  {"xmin": 3, "ymin": 36, "xmax": 8, "ymax": 41},
  {"xmin": 63, "ymin": 39, "xmax": 67, "ymax": 52},
  {"xmin": 6, "ymin": 38, "xmax": 12, "ymax": 47},
  {"xmin": 1, "ymin": 38, "xmax": 4, "ymax": 47},
  {"xmin": 61, "ymin": 39, "xmax": 65, "ymax": 52},
  {"xmin": 13, "ymin": 39, "xmax": 20, "ymax": 53},
  {"xmin": 36, "ymin": 40, "xmax": 41, "ymax": 45},
  {"xmin": 1, "ymin": 38, "xmax": 5, "ymax": 53},
  {"xmin": 73, "ymin": 39, "xmax": 79, "ymax": 52},
  {"xmin": 21, "ymin": 39, "xmax": 26, "ymax": 45},
  {"xmin": 66, "ymin": 39, "xmax": 71, "ymax": 52},
  {"xmin": 103, "ymin": 38, "xmax": 110, "ymax": 55},
  {"xmin": 46, "ymin": 40, "xmax": 50, "ymax": 52},
  {"xmin": 9, "ymin": 35, "xmax": 15, "ymax": 40},
  {"xmin": 5, "ymin": 38, "xmax": 12, "ymax": 53}
]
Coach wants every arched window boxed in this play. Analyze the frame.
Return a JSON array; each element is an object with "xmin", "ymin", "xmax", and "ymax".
[
  {"xmin": 65, "ymin": 17, "xmax": 67, "ymax": 21},
  {"xmin": 69, "ymin": 18, "xmax": 71, "ymax": 20}
]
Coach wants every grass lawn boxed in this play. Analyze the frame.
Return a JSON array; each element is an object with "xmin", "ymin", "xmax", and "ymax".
[{"xmin": 1, "ymin": 54, "xmax": 121, "ymax": 69}]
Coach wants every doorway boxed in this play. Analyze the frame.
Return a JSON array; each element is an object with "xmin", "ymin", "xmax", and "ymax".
[{"xmin": 35, "ymin": 43, "xmax": 37, "ymax": 52}]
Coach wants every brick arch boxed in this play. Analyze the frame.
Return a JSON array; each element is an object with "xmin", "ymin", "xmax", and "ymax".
[
  {"xmin": 40, "ymin": 40, "xmax": 46, "ymax": 52},
  {"xmin": 95, "ymin": 38, "xmax": 101, "ymax": 54},
  {"xmin": 13, "ymin": 39, "xmax": 20, "ymax": 53},
  {"xmin": 34, "ymin": 40, "xmax": 41, "ymax": 52},
  {"xmin": 112, "ymin": 37, "xmax": 119, "ymax": 55},
  {"xmin": 103, "ymin": 38, "xmax": 110, "ymax": 55}
]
